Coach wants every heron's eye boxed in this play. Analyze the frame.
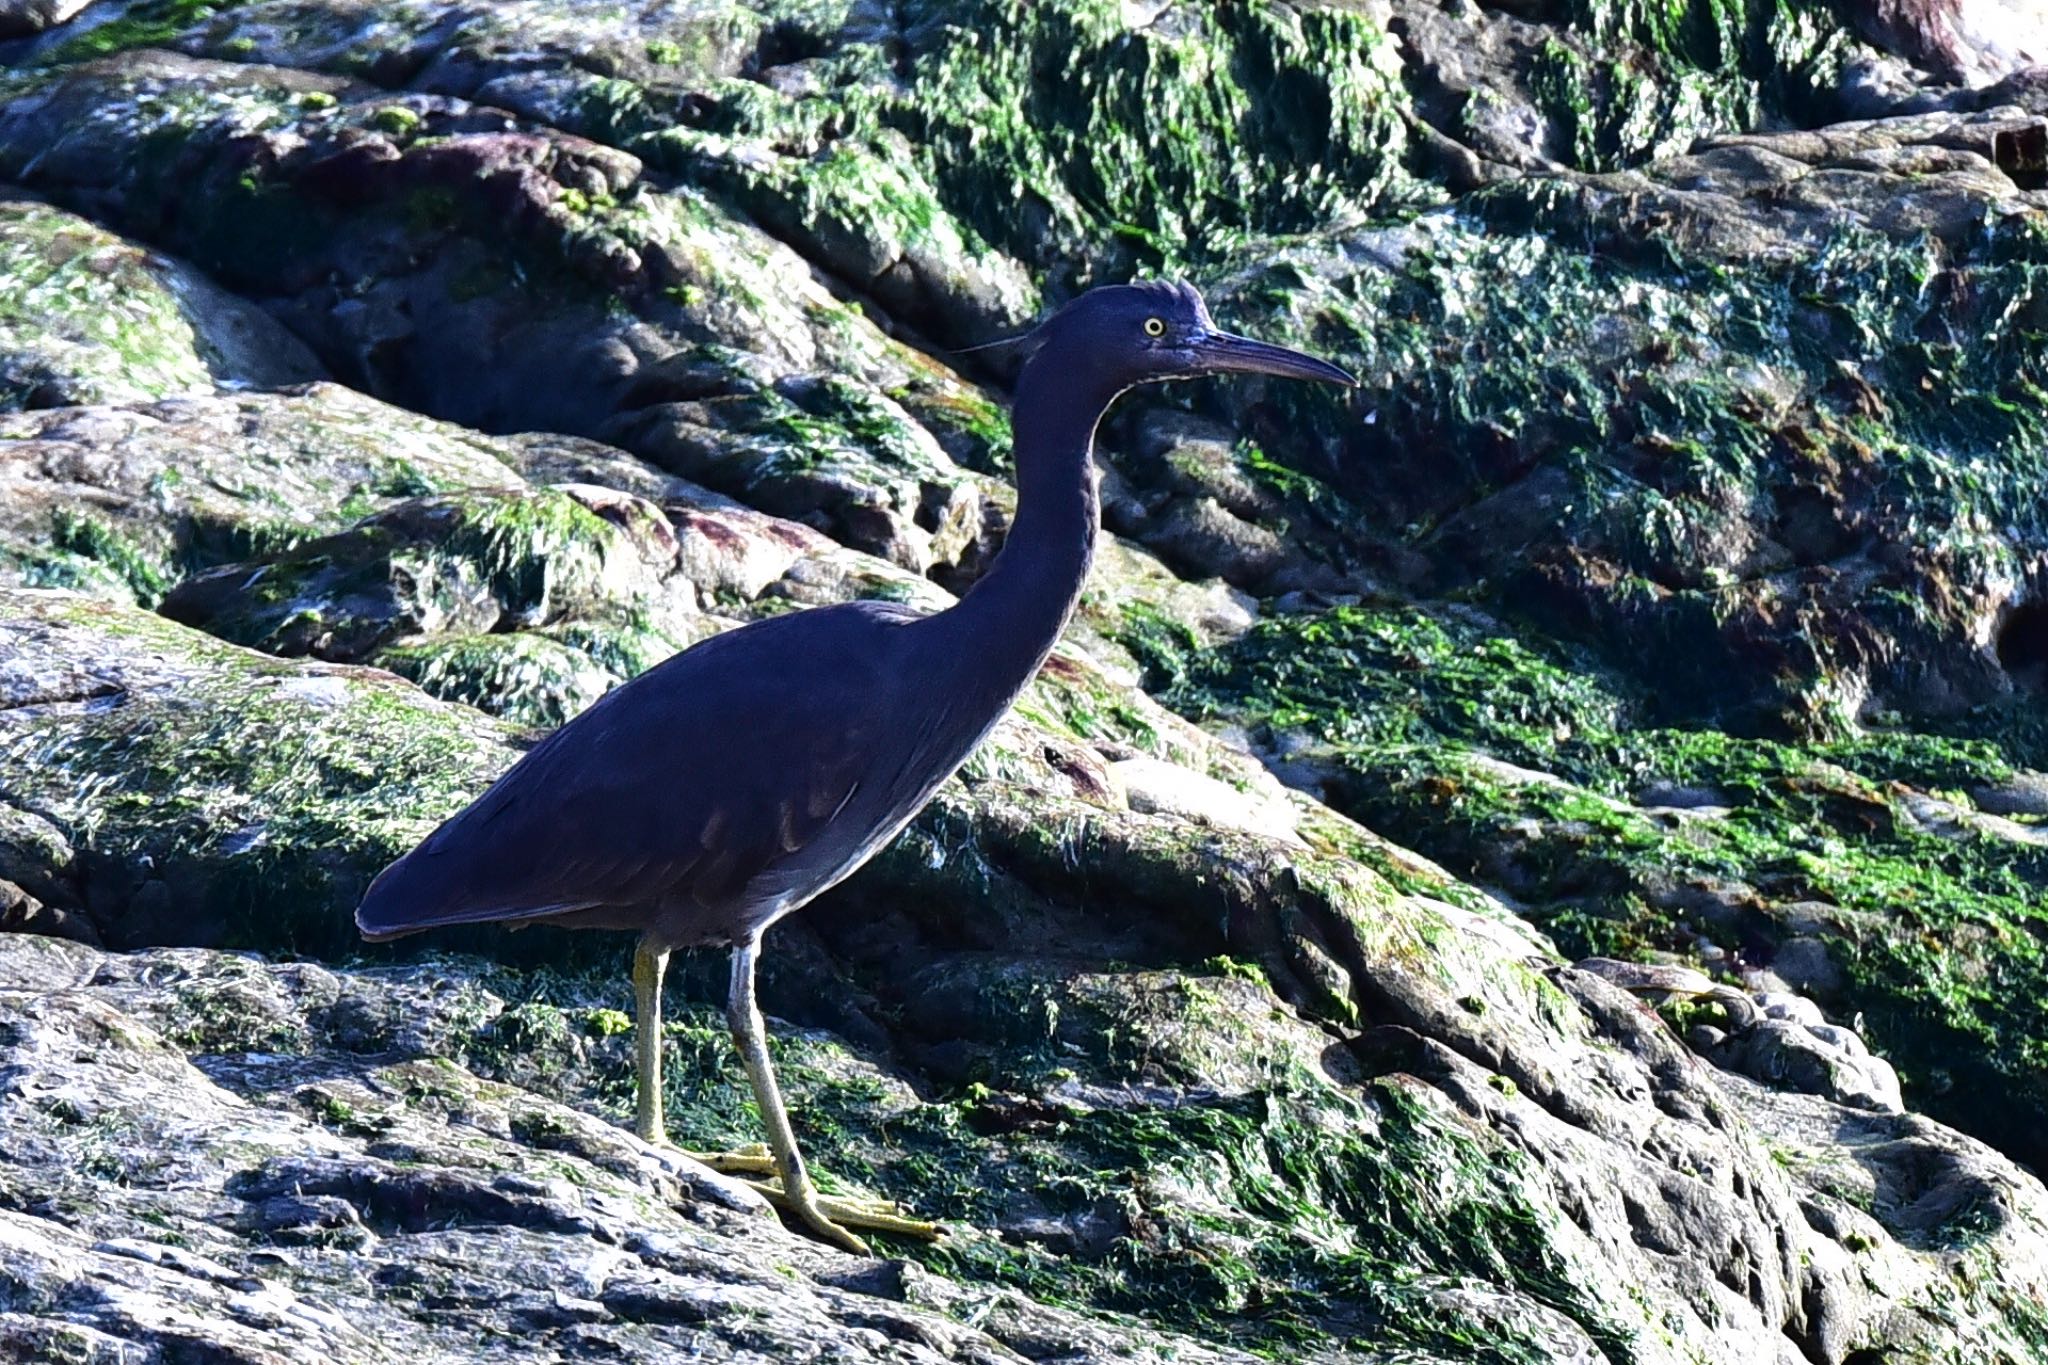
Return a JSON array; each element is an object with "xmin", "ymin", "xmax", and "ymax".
[{"xmin": 1143, "ymin": 317, "xmax": 1165, "ymax": 338}]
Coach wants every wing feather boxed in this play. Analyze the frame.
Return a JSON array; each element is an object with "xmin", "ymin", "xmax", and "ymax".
[{"xmin": 355, "ymin": 602, "xmax": 910, "ymax": 940}]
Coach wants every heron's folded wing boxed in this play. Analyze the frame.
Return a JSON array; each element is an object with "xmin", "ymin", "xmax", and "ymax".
[{"xmin": 354, "ymin": 603, "xmax": 904, "ymax": 939}]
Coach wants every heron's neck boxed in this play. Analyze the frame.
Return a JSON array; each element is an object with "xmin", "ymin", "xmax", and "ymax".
[{"xmin": 940, "ymin": 352, "xmax": 1114, "ymax": 684}]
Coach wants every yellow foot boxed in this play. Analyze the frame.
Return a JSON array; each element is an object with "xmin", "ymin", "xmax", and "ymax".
[
  {"xmin": 749, "ymin": 1180, "xmax": 945, "ymax": 1253},
  {"xmin": 684, "ymin": 1145, "xmax": 944, "ymax": 1253}
]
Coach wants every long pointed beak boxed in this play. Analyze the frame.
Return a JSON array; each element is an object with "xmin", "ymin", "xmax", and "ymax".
[{"xmin": 1194, "ymin": 330, "xmax": 1357, "ymax": 386}]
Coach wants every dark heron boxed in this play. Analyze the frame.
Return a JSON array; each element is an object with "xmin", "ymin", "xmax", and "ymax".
[{"xmin": 355, "ymin": 280, "xmax": 1355, "ymax": 1253}]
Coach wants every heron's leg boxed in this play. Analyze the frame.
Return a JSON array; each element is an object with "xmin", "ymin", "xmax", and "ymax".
[
  {"xmin": 726, "ymin": 938, "xmax": 868, "ymax": 1253},
  {"xmin": 723, "ymin": 939, "xmax": 942, "ymax": 1253},
  {"xmin": 632, "ymin": 941, "xmax": 669, "ymax": 1144}
]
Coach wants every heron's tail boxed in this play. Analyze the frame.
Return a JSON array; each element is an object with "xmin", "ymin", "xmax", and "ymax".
[{"xmin": 354, "ymin": 849, "xmax": 588, "ymax": 942}]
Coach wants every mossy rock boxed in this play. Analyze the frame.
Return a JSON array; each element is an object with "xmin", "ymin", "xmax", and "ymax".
[
  {"xmin": 608, "ymin": 372, "xmax": 1001, "ymax": 573},
  {"xmin": 0, "ymin": 386, "xmax": 528, "ymax": 608},
  {"xmin": 0, "ymin": 196, "xmax": 322, "ymax": 411},
  {"xmin": 378, "ymin": 631, "xmax": 631, "ymax": 729},
  {"xmin": 1148, "ymin": 598, "xmax": 2048, "ymax": 1172},
  {"xmin": 0, "ymin": 588, "xmax": 519, "ymax": 952},
  {"xmin": 1192, "ymin": 148, "xmax": 2048, "ymax": 725},
  {"xmin": 0, "ymin": 49, "xmax": 1009, "ymax": 577}
]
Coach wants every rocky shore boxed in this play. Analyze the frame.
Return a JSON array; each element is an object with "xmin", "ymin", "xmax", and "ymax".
[{"xmin": 2, "ymin": 1, "xmax": 2046, "ymax": 1360}]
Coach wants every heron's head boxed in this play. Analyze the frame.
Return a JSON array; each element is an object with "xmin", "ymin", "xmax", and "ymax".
[{"xmin": 1029, "ymin": 279, "xmax": 1356, "ymax": 391}]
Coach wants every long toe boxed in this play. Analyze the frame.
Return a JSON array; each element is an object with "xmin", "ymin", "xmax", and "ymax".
[
  {"xmin": 740, "ymin": 1179, "xmax": 945, "ymax": 1251},
  {"xmin": 794, "ymin": 1196, "xmax": 872, "ymax": 1256},
  {"xmin": 684, "ymin": 1144, "xmax": 778, "ymax": 1176},
  {"xmin": 812, "ymin": 1194, "xmax": 944, "ymax": 1243}
]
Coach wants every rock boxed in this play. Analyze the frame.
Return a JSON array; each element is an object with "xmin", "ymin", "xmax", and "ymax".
[
  {"xmin": 1709, "ymin": 1018, "xmax": 1908, "ymax": 1114},
  {"xmin": 0, "ymin": 196, "xmax": 323, "ymax": 411},
  {"xmin": 1146, "ymin": 496, "xmax": 1292, "ymax": 588},
  {"xmin": 1108, "ymin": 755, "xmax": 1302, "ymax": 844},
  {"xmin": 1193, "ymin": 98, "xmax": 2048, "ymax": 728},
  {"xmin": 0, "ymin": 50, "xmax": 1011, "ymax": 579},
  {"xmin": 605, "ymin": 372, "xmax": 1001, "ymax": 573},
  {"xmin": 1168, "ymin": 595, "xmax": 2048, "ymax": 1176},
  {"xmin": 0, "ymin": 936, "xmax": 1270, "ymax": 1364},
  {"xmin": 0, "ymin": 874, "xmax": 93, "ymax": 943},
  {"xmin": 1842, "ymin": 0, "xmax": 2048, "ymax": 86},
  {"xmin": 158, "ymin": 483, "xmax": 707, "ymax": 726},
  {"xmin": 1, "ymin": 0, "xmax": 2046, "ymax": 1356},
  {"xmin": 1636, "ymin": 781, "xmax": 1733, "ymax": 810},
  {"xmin": 1099, "ymin": 409, "xmax": 1363, "ymax": 593},
  {"xmin": 3, "ymin": 880, "xmax": 2045, "ymax": 1362},
  {"xmin": 1759, "ymin": 992, "xmax": 1828, "ymax": 1029},
  {"xmin": 0, "ymin": 589, "xmax": 520, "ymax": 952},
  {"xmin": 1968, "ymin": 768, "xmax": 2048, "ymax": 816},
  {"xmin": 11, "ymin": 592, "xmax": 2048, "ymax": 1355},
  {"xmin": 1898, "ymin": 790, "xmax": 2048, "ymax": 847},
  {"xmin": 1577, "ymin": 958, "xmax": 1909, "ymax": 1114},
  {"xmin": 1807, "ymin": 1023, "xmax": 1868, "ymax": 1057},
  {"xmin": 1770, "ymin": 936, "xmax": 1847, "ymax": 998},
  {"xmin": 0, "ymin": 0, "xmax": 88, "ymax": 40},
  {"xmin": 0, "ymin": 386, "xmax": 524, "ymax": 605}
]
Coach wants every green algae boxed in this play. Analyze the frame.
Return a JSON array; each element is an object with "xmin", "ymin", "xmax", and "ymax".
[
  {"xmin": 2, "ymin": 539, "xmax": 141, "ymax": 601},
  {"xmin": 890, "ymin": 0, "xmax": 1429, "ymax": 276},
  {"xmin": 177, "ymin": 486, "xmax": 645, "ymax": 665},
  {"xmin": 47, "ymin": 509, "xmax": 173, "ymax": 605},
  {"xmin": 1512, "ymin": 0, "xmax": 1868, "ymax": 172},
  {"xmin": 1145, "ymin": 599, "xmax": 2048, "ymax": 1168},
  {"xmin": 551, "ymin": 0, "xmax": 1432, "ymax": 309},
  {"xmin": 33, "ymin": 0, "xmax": 249, "ymax": 65},
  {"xmin": 0, "ymin": 200, "xmax": 215, "ymax": 410},
  {"xmin": 448, "ymin": 955, "xmax": 1641, "ymax": 1359},
  {"xmin": 1204, "ymin": 203, "xmax": 2048, "ymax": 729},
  {"xmin": 0, "ymin": 599, "xmax": 514, "ymax": 955},
  {"xmin": 377, "ymin": 631, "xmax": 620, "ymax": 730},
  {"xmin": 154, "ymin": 481, "xmax": 702, "ymax": 742},
  {"xmin": 6, "ymin": 387, "xmax": 530, "ymax": 612},
  {"xmin": 892, "ymin": 379, "xmax": 1013, "ymax": 474},
  {"xmin": 759, "ymin": 377, "xmax": 940, "ymax": 477},
  {"xmin": 165, "ymin": 974, "xmax": 307, "ymax": 1055},
  {"xmin": 435, "ymin": 487, "xmax": 626, "ymax": 624}
]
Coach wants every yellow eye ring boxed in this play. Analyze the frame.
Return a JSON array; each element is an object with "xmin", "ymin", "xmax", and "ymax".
[{"xmin": 1143, "ymin": 317, "xmax": 1165, "ymax": 337}]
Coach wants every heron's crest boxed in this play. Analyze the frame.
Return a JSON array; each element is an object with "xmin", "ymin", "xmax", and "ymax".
[
  {"xmin": 955, "ymin": 279, "xmax": 1215, "ymax": 361},
  {"xmin": 956, "ymin": 277, "xmax": 1349, "ymax": 389}
]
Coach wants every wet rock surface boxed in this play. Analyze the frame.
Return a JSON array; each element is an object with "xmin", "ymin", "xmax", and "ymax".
[
  {"xmin": 1, "ymin": 0, "xmax": 2047, "ymax": 1360},
  {"xmin": 3, "ymin": 753, "xmax": 2046, "ymax": 1363},
  {"xmin": 0, "ymin": 194, "xmax": 322, "ymax": 411},
  {"xmin": 0, "ymin": 932, "xmax": 1275, "ymax": 1365},
  {"xmin": 0, "ymin": 386, "xmax": 514, "ymax": 603}
]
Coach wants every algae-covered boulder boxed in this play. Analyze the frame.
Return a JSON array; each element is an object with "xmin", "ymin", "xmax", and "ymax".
[
  {"xmin": 1179, "ymin": 111, "xmax": 2048, "ymax": 728},
  {"xmin": 1123, "ymin": 99, "xmax": 2048, "ymax": 1166},
  {"xmin": 0, "ymin": 931, "xmax": 1278, "ymax": 1365},
  {"xmin": 1149, "ymin": 600, "xmax": 2048, "ymax": 1173},
  {"xmin": 7, "ymin": 590, "xmax": 2048, "ymax": 1360},
  {"xmin": 0, "ymin": 589, "xmax": 517, "ymax": 950},
  {"xmin": 0, "ymin": 575, "xmax": 1255, "ymax": 956},
  {"xmin": 0, "ymin": 195, "xmax": 322, "ymax": 411},
  {"xmin": 0, "ymin": 48, "xmax": 1012, "ymax": 573},
  {"xmin": 155, "ymin": 474, "xmax": 955, "ymax": 725},
  {"xmin": 0, "ymin": 386, "xmax": 524, "ymax": 604},
  {"xmin": 160, "ymin": 483, "xmax": 706, "ymax": 727}
]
